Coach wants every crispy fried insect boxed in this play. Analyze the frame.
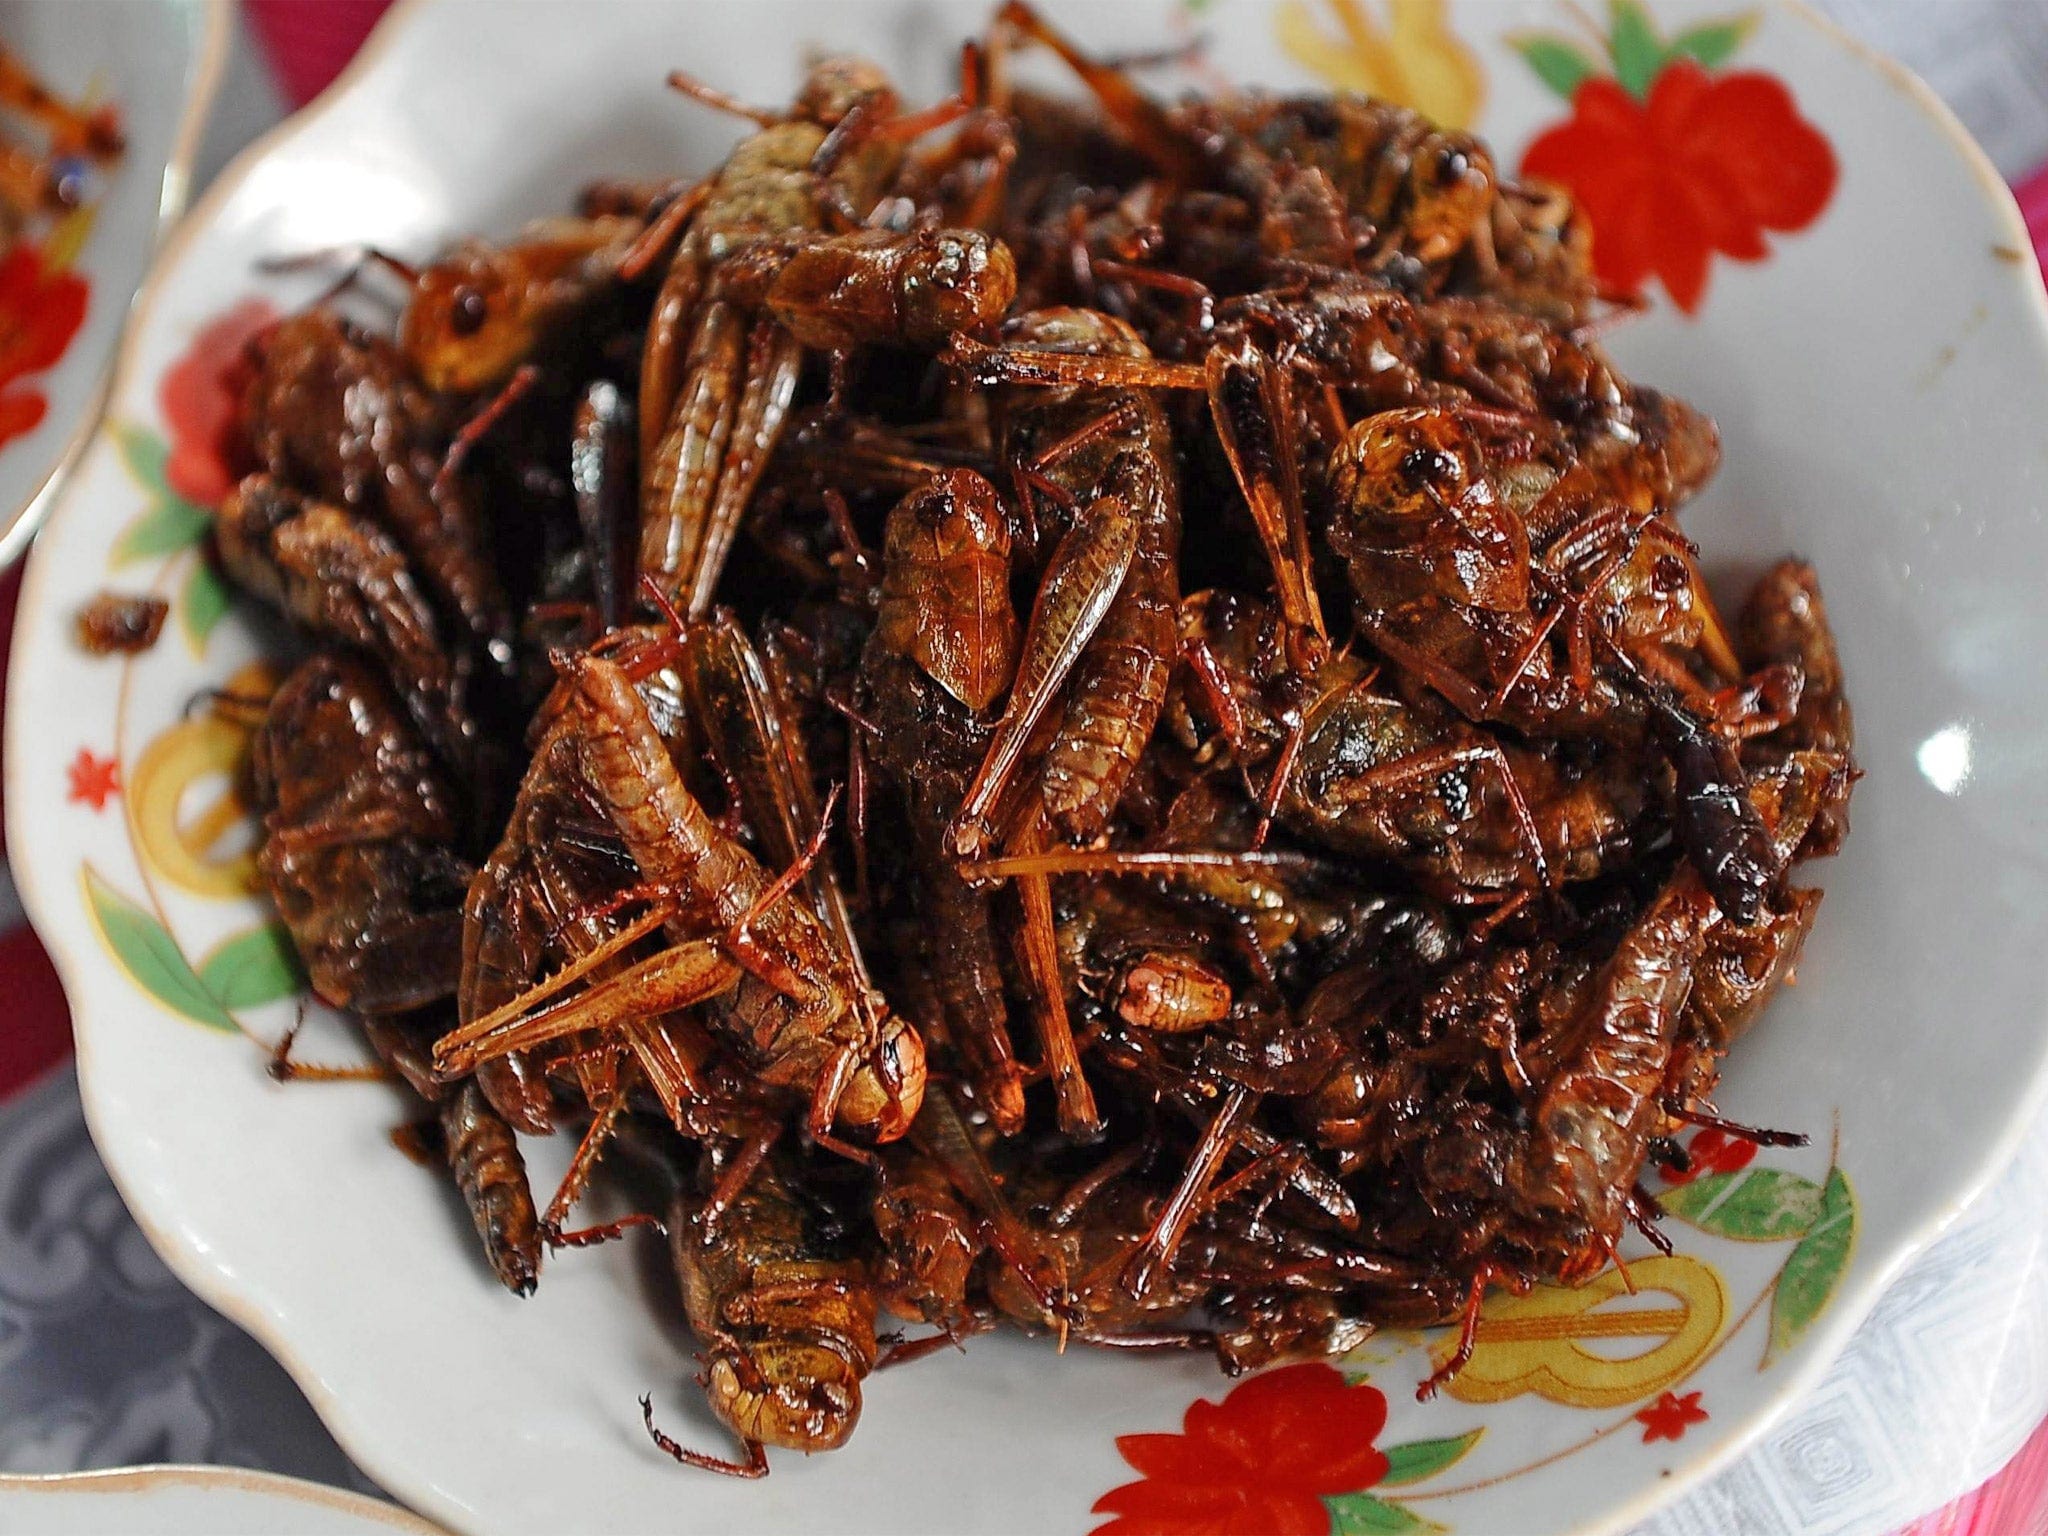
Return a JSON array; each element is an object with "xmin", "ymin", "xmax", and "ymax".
[
  {"xmin": 681, "ymin": 610, "xmax": 921, "ymax": 1148},
  {"xmin": 217, "ymin": 475, "xmax": 480, "ymax": 781},
  {"xmin": 1210, "ymin": 1289, "xmax": 1374, "ymax": 1376},
  {"xmin": 638, "ymin": 59, "xmax": 1007, "ymax": 619},
  {"xmin": 650, "ymin": 1142, "xmax": 879, "ymax": 1475},
  {"xmin": 1115, "ymin": 951, "xmax": 1232, "ymax": 1033},
  {"xmin": 1177, "ymin": 92, "xmax": 1498, "ymax": 272},
  {"xmin": 1172, "ymin": 590, "xmax": 1643, "ymax": 895},
  {"xmin": 441, "ymin": 1077, "xmax": 544, "ymax": 1295},
  {"xmin": 1677, "ymin": 748, "xmax": 1843, "ymax": 1060},
  {"xmin": 717, "ymin": 226, "xmax": 1017, "ymax": 353},
  {"xmin": 1738, "ymin": 559, "xmax": 1855, "ymax": 856},
  {"xmin": 949, "ymin": 307, "xmax": 1184, "ymax": 848},
  {"xmin": 243, "ymin": 310, "xmax": 511, "ymax": 658},
  {"xmin": 861, "ymin": 575, "xmax": 1028, "ymax": 1133},
  {"xmin": 874, "ymin": 468, "xmax": 1020, "ymax": 713},
  {"xmin": 945, "ymin": 467, "xmax": 1139, "ymax": 858},
  {"xmin": 436, "ymin": 651, "xmax": 924, "ymax": 1154},
  {"xmin": 249, "ymin": 654, "xmax": 471, "ymax": 1016},
  {"xmin": 870, "ymin": 1143, "xmax": 988, "ymax": 1335},
  {"xmin": 1326, "ymin": 404, "xmax": 1703, "ymax": 738},
  {"xmin": 401, "ymin": 215, "xmax": 640, "ymax": 393},
  {"xmin": 75, "ymin": 592, "xmax": 167, "ymax": 654}
]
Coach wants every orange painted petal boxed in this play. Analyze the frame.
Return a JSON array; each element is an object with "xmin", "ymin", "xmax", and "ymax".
[
  {"xmin": 1114, "ymin": 1434, "xmax": 1224, "ymax": 1484},
  {"xmin": 1522, "ymin": 102, "xmax": 1663, "ymax": 300},
  {"xmin": 159, "ymin": 298, "xmax": 276, "ymax": 507},
  {"xmin": 1090, "ymin": 1481, "xmax": 1282, "ymax": 1536},
  {"xmin": 1689, "ymin": 73, "xmax": 1839, "ymax": 230},
  {"xmin": 1573, "ymin": 159, "xmax": 1664, "ymax": 298},
  {"xmin": 1645, "ymin": 59, "xmax": 1713, "ymax": 137},
  {"xmin": 164, "ymin": 437, "xmax": 233, "ymax": 508},
  {"xmin": 1646, "ymin": 180, "xmax": 1714, "ymax": 313},
  {"xmin": 0, "ymin": 247, "xmax": 38, "ymax": 309},
  {"xmin": 1187, "ymin": 1363, "xmax": 1392, "ymax": 1492},
  {"xmin": 1570, "ymin": 76, "xmax": 1652, "ymax": 138},
  {"xmin": 1671, "ymin": 154, "xmax": 1769, "ymax": 262},
  {"xmin": 15, "ymin": 271, "xmax": 87, "ymax": 372},
  {"xmin": 0, "ymin": 386, "xmax": 47, "ymax": 447}
]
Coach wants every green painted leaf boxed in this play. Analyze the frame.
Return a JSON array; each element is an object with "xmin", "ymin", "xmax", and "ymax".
[
  {"xmin": 181, "ymin": 557, "xmax": 232, "ymax": 649},
  {"xmin": 112, "ymin": 497, "xmax": 210, "ymax": 565},
  {"xmin": 1608, "ymin": 0, "xmax": 1667, "ymax": 97},
  {"xmin": 1766, "ymin": 1167, "xmax": 1856, "ymax": 1365},
  {"xmin": 1379, "ymin": 1428, "xmax": 1484, "ymax": 1488},
  {"xmin": 111, "ymin": 422, "xmax": 171, "ymax": 500},
  {"xmin": 1669, "ymin": 13, "xmax": 1757, "ymax": 69},
  {"xmin": 1510, "ymin": 36, "xmax": 1602, "ymax": 100},
  {"xmin": 1658, "ymin": 1167, "xmax": 1824, "ymax": 1242},
  {"xmin": 82, "ymin": 864, "xmax": 235, "ymax": 1030},
  {"xmin": 197, "ymin": 923, "xmax": 306, "ymax": 1010},
  {"xmin": 108, "ymin": 422, "xmax": 213, "ymax": 566},
  {"xmin": 1326, "ymin": 1492, "xmax": 1446, "ymax": 1536}
]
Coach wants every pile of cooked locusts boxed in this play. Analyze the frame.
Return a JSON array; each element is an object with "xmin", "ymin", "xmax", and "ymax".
[{"xmin": 211, "ymin": 4, "xmax": 1855, "ymax": 1476}]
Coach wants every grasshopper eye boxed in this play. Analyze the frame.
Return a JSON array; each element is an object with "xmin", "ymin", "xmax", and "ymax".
[
  {"xmin": 450, "ymin": 284, "xmax": 489, "ymax": 336},
  {"xmin": 1398, "ymin": 444, "xmax": 1464, "ymax": 499}
]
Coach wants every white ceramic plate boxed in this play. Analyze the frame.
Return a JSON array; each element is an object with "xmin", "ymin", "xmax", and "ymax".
[
  {"xmin": 0, "ymin": 0, "xmax": 228, "ymax": 566},
  {"xmin": 0, "ymin": 1466, "xmax": 444, "ymax": 1536},
  {"xmin": 10, "ymin": 1, "xmax": 2048, "ymax": 1532}
]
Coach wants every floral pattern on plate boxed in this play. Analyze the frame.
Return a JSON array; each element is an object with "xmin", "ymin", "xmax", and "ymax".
[{"xmin": 1511, "ymin": 1, "xmax": 1837, "ymax": 312}]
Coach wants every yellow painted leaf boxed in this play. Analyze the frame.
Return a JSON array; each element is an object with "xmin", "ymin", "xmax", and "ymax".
[
  {"xmin": 1276, "ymin": 0, "xmax": 1394, "ymax": 96},
  {"xmin": 45, "ymin": 202, "xmax": 97, "ymax": 271},
  {"xmin": 1387, "ymin": 0, "xmax": 1484, "ymax": 127},
  {"xmin": 128, "ymin": 696, "xmax": 266, "ymax": 899}
]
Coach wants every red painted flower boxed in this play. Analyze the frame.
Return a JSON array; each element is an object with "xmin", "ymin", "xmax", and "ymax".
[
  {"xmin": 1636, "ymin": 1389, "xmax": 1710, "ymax": 1442},
  {"xmin": 1091, "ymin": 1363, "xmax": 1390, "ymax": 1536},
  {"xmin": 158, "ymin": 297, "xmax": 276, "ymax": 507},
  {"xmin": 1660, "ymin": 1126, "xmax": 1759, "ymax": 1185},
  {"xmin": 66, "ymin": 747, "xmax": 119, "ymax": 810},
  {"xmin": 0, "ymin": 243, "xmax": 89, "ymax": 450},
  {"xmin": 1523, "ymin": 58, "xmax": 1836, "ymax": 313}
]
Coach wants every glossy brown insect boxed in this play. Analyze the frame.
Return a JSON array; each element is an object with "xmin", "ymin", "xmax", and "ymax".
[
  {"xmin": 648, "ymin": 1142, "xmax": 879, "ymax": 1476},
  {"xmin": 75, "ymin": 592, "xmax": 167, "ymax": 654},
  {"xmin": 435, "ymin": 649, "xmax": 926, "ymax": 1157},
  {"xmin": 250, "ymin": 653, "xmax": 472, "ymax": 1018}
]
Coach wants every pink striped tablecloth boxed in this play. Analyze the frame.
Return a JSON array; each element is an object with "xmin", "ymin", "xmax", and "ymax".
[{"xmin": 2, "ymin": 3, "xmax": 2045, "ymax": 1532}]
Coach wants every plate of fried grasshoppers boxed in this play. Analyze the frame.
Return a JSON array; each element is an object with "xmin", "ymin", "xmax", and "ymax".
[{"xmin": 11, "ymin": 1, "xmax": 2048, "ymax": 1534}]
